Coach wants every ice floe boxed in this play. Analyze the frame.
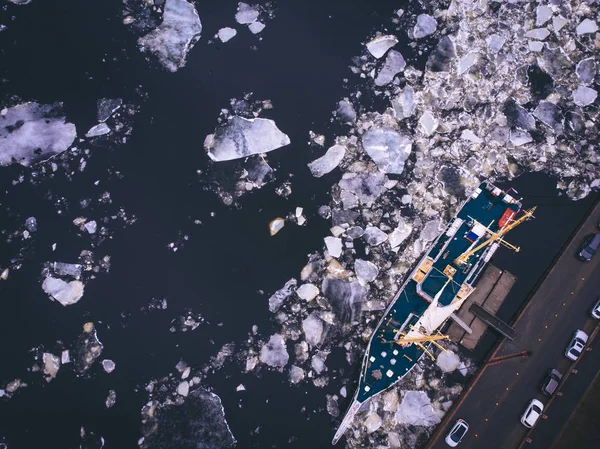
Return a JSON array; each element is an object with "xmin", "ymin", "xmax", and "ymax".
[
  {"xmin": 362, "ymin": 127, "xmax": 412, "ymax": 174},
  {"xmin": 205, "ymin": 117, "xmax": 290, "ymax": 162},
  {"xmin": 374, "ymin": 50, "xmax": 406, "ymax": 86},
  {"xmin": 259, "ymin": 334, "xmax": 289, "ymax": 368},
  {"xmin": 42, "ymin": 277, "xmax": 84, "ymax": 306},
  {"xmin": 217, "ymin": 27, "xmax": 237, "ymax": 43},
  {"xmin": 308, "ymin": 145, "xmax": 345, "ymax": 177},
  {"xmin": 138, "ymin": 0, "xmax": 202, "ymax": 72},
  {"xmin": 413, "ymin": 14, "xmax": 437, "ymax": 39},
  {"xmin": 366, "ymin": 35, "xmax": 398, "ymax": 59},
  {"xmin": 0, "ymin": 102, "xmax": 76, "ymax": 166}
]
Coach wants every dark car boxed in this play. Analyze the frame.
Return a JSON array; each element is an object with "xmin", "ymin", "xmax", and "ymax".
[
  {"xmin": 578, "ymin": 233, "xmax": 600, "ymax": 261},
  {"xmin": 541, "ymin": 369, "xmax": 562, "ymax": 396}
]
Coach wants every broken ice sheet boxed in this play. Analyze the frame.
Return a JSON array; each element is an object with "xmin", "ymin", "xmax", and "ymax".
[
  {"xmin": 138, "ymin": 0, "xmax": 202, "ymax": 72},
  {"xmin": 308, "ymin": 144, "xmax": 345, "ymax": 178},
  {"xmin": 97, "ymin": 98, "xmax": 122, "ymax": 123},
  {"xmin": 217, "ymin": 27, "xmax": 237, "ymax": 43},
  {"xmin": 141, "ymin": 388, "xmax": 235, "ymax": 449},
  {"xmin": 204, "ymin": 117, "xmax": 290, "ymax": 162},
  {"xmin": 42, "ymin": 277, "xmax": 84, "ymax": 306},
  {"xmin": 413, "ymin": 14, "xmax": 437, "ymax": 39},
  {"xmin": 362, "ymin": 127, "xmax": 412, "ymax": 174},
  {"xmin": 268, "ymin": 278, "xmax": 296, "ymax": 312},
  {"xmin": 338, "ymin": 171, "xmax": 387, "ymax": 206},
  {"xmin": 374, "ymin": 50, "xmax": 406, "ymax": 86},
  {"xmin": 365, "ymin": 35, "xmax": 398, "ymax": 59},
  {"xmin": 259, "ymin": 334, "xmax": 289, "ymax": 368},
  {"xmin": 0, "ymin": 102, "xmax": 76, "ymax": 166},
  {"xmin": 394, "ymin": 391, "xmax": 441, "ymax": 426},
  {"xmin": 235, "ymin": 2, "xmax": 259, "ymax": 25}
]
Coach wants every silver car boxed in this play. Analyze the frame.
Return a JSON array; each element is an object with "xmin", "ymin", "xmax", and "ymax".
[{"xmin": 445, "ymin": 419, "xmax": 469, "ymax": 447}]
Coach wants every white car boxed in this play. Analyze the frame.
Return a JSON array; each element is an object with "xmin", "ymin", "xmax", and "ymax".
[
  {"xmin": 521, "ymin": 399, "xmax": 544, "ymax": 428},
  {"xmin": 445, "ymin": 419, "xmax": 469, "ymax": 447},
  {"xmin": 565, "ymin": 330, "xmax": 589, "ymax": 361},
  {"xmin": 592, "ymin": 299, "xmax": 600, "ymax": 319}
]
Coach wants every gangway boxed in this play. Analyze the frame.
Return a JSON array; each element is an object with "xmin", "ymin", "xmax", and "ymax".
[{"xmin": 469, "ymin": 303, "xmax": 516, "ymax": 340}]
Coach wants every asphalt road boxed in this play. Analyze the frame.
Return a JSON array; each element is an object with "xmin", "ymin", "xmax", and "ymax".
[{"xmin": 429, "ymin": 200, "xmax": 600, "ymax": 449}]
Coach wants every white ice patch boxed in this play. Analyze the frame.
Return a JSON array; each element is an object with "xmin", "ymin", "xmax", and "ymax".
[
  {"xmin": 235, "ymin": 2, "xmax": 259, "ymax": 25},
  {"xmin": 0, "ymin": 102, "xmax": 76, "ymax": 166},
  {"xmin": 394, "ymin": 391, "xmax": 441, "ymax": 426},
  {"xmin": 217, "ymin": 27, "xmax": 237, "ymax": 43},
  {"xmin": 259, "ymin": 334, "xmax": 289, "ymax": 368},
  {"xmin": 576, "ymin": 18, "xmax": 598, "ymax": 36},
  {"xmin": 413, "ymin": 14, "xmax": 437, "ymax": 39},
  {"xmin": 248, "ymin": 22, "xmax": 265, "ymax": 34},
  {"xmin": 374, "ymin": 50, "xmax": 406, "ymax": 86},
  {"xmin": 85, "ymin": 123, "xmax": 111, "ymax": 138},
  {"xmin": 354, "ymin": 259, "xmax": 379, "ymax": 284},
  {"xmin": 573, "ymin": 85, "xmax": 598, "ymax": 107},
  {"xmin": 308, "ymin": 144, "xmax": 345, "ymax": 177},
  {"xmin": 366, "ymin": 35, "xmax": 398, "ymax": 59},
  {"xmin": 268, "ymin": 278, "xmax": 297, "ymax": 312},
  {"xmin": 324, "ymin": 236, "xmax": 343, "ymax": 258},
  {"xmin": 296, "ymin": 283, "xmax": 319, "ymax": 301},
  {"xmin": 391, "ymin": 85, "xmax": 415, "ymax": 120},
  {"xmin": 362, "ymin": 127, "xmax": 412, "ymax": 174},
  {"xmin": 205, "ymin": 117, "xmax": 290, "ymax": 162},
  {"xmin": 42, "ymin": 277, "xmax": 84, "ymax": 306},
  {"xmin": 457, "ymin": 51, "xmax": 479, "ymax": 75},
  {"xmin": 138, "ymin": 0, "xmax": 202, "ymax": 72},
  {"xmin": 436, "ymin": 351, "xmax": 461, "ymax": 373},
  {"xmin": 302, "ymin": 314, "xmax": 324, "ymax": 347},
  {"xmin": 388, "ymin": 219, "xmax": 413, "ymax": 249}
]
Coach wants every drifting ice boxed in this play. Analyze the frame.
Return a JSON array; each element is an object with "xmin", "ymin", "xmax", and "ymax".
[
  {"xmin": 235, "ymin": 2, "xmax": 259, "ymax": 25},
  {"xmin": 138, "ymin": 0, "xmax": 202, "ymax": 72},
  {"xmin": 205, "ymin": 117, "xmax": 290, "ymax": 162},
  {"xmin": 413, "ymin": 14, "xmax": 437, "ymax": 39},
  {"xmin": 42, "ymin": 277, "xmax": 84, "ymax": 306},
  {"xmin": 0, "ymin": 102, "xmax": 76, "ymax": 166},
  {"xmin": 302, "ymin": 314, "xmax": 324, "ymax": 347},
  {"xmin": 308, "ymin": 145, "xmax": 345, "ymax": 177},
  {"xmin": 365, "ymin": 35, "xmax": 398, "ymax": 59},
  {"xmin": 218, "ymin": 27, "xmax": 237, "ymax": 43},
  {"xmin": 260, "ymin": 334, "xmax": 289, "ymax": 368},
  {"xmin": 395, "ymin": 391, "xmax": 441, "ymax": 426},
  {"xmin": 362, "ymin": 127, "xmax": 412, "ymax": 174},
  {"xmin": 374, "ymin": 50, "xmax": 406, "ymax": 86}
]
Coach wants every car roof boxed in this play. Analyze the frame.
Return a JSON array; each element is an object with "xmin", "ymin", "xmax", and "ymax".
[{"xmin": 590, "ymin": 234, "xmax": 600, "ymax": 249}]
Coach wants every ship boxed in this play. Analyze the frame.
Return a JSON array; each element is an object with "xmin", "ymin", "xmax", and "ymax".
[{"xmin": 332, "ymin": 181, "xmax": 536, "ymax": 444}]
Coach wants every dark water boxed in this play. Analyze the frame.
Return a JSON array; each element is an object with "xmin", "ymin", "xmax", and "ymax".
[
  {"xmin": 0, "ymin": 1, "xmax": 402, "ymax": 448},
  {"xmin": 0, "ymin": 1, "xmax": 597, "ymax": 449}
]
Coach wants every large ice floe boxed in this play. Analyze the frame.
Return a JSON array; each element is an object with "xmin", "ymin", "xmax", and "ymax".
[
  {"xmin": 205, "ymin": 116, "xmax": 290, "ymax": 162},
  {"xmin": 138, "ymin": 0, "xmax": 202, "ymax": 72},
  {"xmin": 141, "ymin": 387, "xmax": 235, "ymax": 449},
  {"xmin": 199, "ymin": 97, "xmax": 289, "ymax": 204},
  {"xmin": 0, "ymin": 102, "xmax": 76, "ymax": 166}
]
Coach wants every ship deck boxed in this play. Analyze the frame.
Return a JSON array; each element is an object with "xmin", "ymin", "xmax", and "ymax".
[{"xmin": 355, "ymin": 182, "xmax": 521, "ymax": 403}]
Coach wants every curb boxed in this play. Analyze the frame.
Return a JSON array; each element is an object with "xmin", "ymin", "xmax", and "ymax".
[{"xmin": 423, "ymin": 195, "xmax": 600, "ymax": 449}]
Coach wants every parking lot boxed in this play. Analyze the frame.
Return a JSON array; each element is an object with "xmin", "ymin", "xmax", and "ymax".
[{"xmin": 428, "ymin": 200, "xmax": 600, "ymax": 449}]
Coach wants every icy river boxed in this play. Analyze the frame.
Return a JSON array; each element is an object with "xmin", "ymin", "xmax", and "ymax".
[{"xmin": 0, "ymin": 0, "xmax": 598, "ymax": 448}]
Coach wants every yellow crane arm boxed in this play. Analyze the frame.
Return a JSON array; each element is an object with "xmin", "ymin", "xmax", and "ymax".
[{"xmin": 455, "ymin": 206, "xmax": 536, "ymax": 266}]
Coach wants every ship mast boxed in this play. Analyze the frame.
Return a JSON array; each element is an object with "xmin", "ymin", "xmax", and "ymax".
[{"xmin": 454, "ymin": 206, "xmax": 536, "ymax": 266}]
